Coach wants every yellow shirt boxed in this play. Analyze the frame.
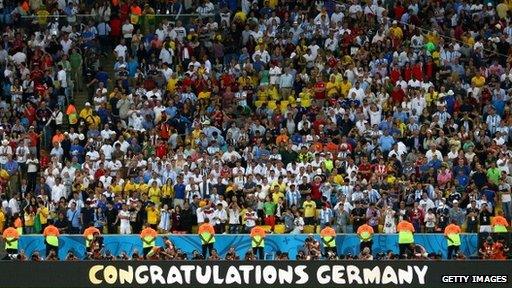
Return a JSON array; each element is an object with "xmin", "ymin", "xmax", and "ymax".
[
  {"xmin": 340, "ymin": 81, "xmax": 352, "ymax": 97},
  {"xmin": 124, "ymin": 181, "xmax": 137, "ymax": 193},
  {"xmin": 138, "ymin": 183, "xmax": 150, "ymax": 193},
  {"xmin": 38, "ymin": 207, "xmax": 49, "ymax": 225},
  {"xmin": 303, "ymin": 200, "xmax": 317, "ymax": 218},
  {"xmin": 333, "ymin": 174, "xmax": 345, "ymax": 185},
  {"xmin": 257, "ymin": 88, "xmax": 269, "ymax": 101},
  {"xmin": 0, "ymin": 210, "xmax": 4, "ymax": 232},
  {"xmin": 462, "ymin": 36, "xmax": 475, "ymax": 47},
  {"xmin": 268, "ymin": 85, "xmax": 279, "ymax": 100},
  {"xmin": 326, "ymin": 81, "xmax": 338, "ymax": 97},
  {"xmin": 271, "ymin": 182, "xmax": 287, "ymax": 193},
  {"xmin": 146, "ymin": 207, "xmax": 159, "ymax": 225},
  {"xmin": 299, "ymin": 89, "xmax": 312, "ymax": 100},
  {"xmin": 166, "ymin": 78, "xmax": 178, "ymax": 92},
  {"xmin": 148, "ymin": 187, "xmax": 161, "ymax": 204},
  {"xmin": 272, "ymin": 192, "xmax": 285, "ymax": 204},
  {"xmin": 110, "ymin": 184, "xmax": 123, "ymax": 194},
  {"xmin": 390, "ymin": 27, "xmax": 403, "ymax": 39},
  {"xmin": 24, "ymin": 213, "xmax": 35, "ymax": 226},
  {"xmin": 162, "ymin": 185, "xmax": 174, "ymax": 198},
  {"xmin": 497, "ymin": 3, "xmax": 509, "ymax": 18},
  {"xmin": 425, "ymin": 32, "xmax": 439, "ymax": 45},
  {"xmin": 233, "ymin": 11, "xmax": 247, "ymax": 23},
  {"xmin": 79, "ymin": 108, "xmax": 92, "ymax": 120},
  {"xmin": 198, "ymin": 91, "xmax": 211, "ymax": 99},
  {"xmin": 471, "ymin": 76, "xmax": 486, "ymax": 87}
]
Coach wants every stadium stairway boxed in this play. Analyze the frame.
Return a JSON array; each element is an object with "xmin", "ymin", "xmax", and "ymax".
[{"xmin": 73, "ymin": 53, "xmax": 116, "ymax": 110}]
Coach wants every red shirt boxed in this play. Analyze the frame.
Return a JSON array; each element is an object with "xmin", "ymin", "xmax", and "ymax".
[
  {"xmin": 158, "ymin": 123, "xmax": 171, "ymax": 140},
  {"xmin": 314, "ymin": 81, "xmax": 326, "ymax": 100},
  {"xmin": 155, "ymin": 144, "xmax": 168, "ymax": 158},
  {"xmin": 110, "ymin": 18, "xmax": 122, "ymax": 37},
  {"xmin": 403, "ymin": 66, "xmax": 412, "ymax": 81},
  {"xmin": 425, "ymin": 61, "xmax": 435, "ymax": 80},
  {"xmin": 94, "ymin": 168, "xmax": 106, "ymax": 180},
  {"xmin": 391, "ymin": 87, "xmax": 405, "ymax": 104},
  {"xmin": 40, "ymin": 155, "xmax": 50, "ymax": 170},
  {"xmin": 394, "ymin": 5, "xmax": 406, "ymax": 20},
  {"xmin": 412, "ymin": 63, "xmax": 423, "ymax": 81},
  {"xmin": 310, "ymin": 181, "xmax": 322, "ymax": 201},
  {"xmin": 24, "ymin": 106, "xmax": 37, "ymax": 125},
  {"xmin": 390, "ymin": 68, "xmax": 401, "ymax": 84},
  {"xmin": 358, "ymin": 163, "xmax": 372, "ymax": 180}
]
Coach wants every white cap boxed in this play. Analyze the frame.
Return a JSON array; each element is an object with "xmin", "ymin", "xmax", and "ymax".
[
  {"xmin": 453, "ymin": 200, "xmax": 459, "ymax": 204},
  {"xmin": 85, "ymin": 102, "xmax": 91, "ymax": 106}
]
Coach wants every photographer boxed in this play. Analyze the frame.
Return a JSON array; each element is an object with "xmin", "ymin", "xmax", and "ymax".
[{"xmin": 478, "ymin": 203, "xmax": 493, "ymax": 232}]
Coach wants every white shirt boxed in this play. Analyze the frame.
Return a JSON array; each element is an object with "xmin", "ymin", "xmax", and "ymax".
[
  {"xmin": 119, "ymin": 210, "xmax": 131, "ymax": 226},
  {"xmin": 114, "ymin": 44, "xmax": 128, "ymax": 60},
  {"xmin": 121, "ymin": 23, "xmax": 134, "ymax": 39},
  {"xmin": 51, "ymin": 184, "xmax": 67, "ymax": 203},
  {"xmin": 212, "ymin": 209, "xmax": 227, "ymax": 225},
  {"xmin": 100, "ymin": 144, "xmax": 114, "ymax": 160},
  {"xmin": 8, "ymin": 198, "xmax": 19, "ymax": 214},
  {"xmin": 57, "ymin": 70, "xmax": 68, "ymax": 88}
]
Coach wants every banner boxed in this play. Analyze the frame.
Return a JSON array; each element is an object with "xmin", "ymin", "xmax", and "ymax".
[
  {"xmin": 19, "ymin": 233, "xmax": 479, "ymax": 260},
  {"xmin": 0, "ymin": 260, "xmax": 509, "ymax": 287}
]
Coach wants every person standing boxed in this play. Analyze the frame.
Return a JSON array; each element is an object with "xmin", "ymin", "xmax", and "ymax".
[
  {"xmin": 320, "ymin": 223, "xmax": 337, "ymax": 256},
  {"xmin": 198, "ymin": 218, "xmax": 215, "ymax": 258},
  {"xmin": 356, "ymin": 223, "xmax": 374, "ymax": 254},
  {"xmin": 491, "ymin": 213, "xmax": 509, "ymax": 233},
  {"xmin": 444, "ymin": 221, "xmax": 462, "ymax": 259},
  {"xmin": 140, "ymin": 224, "xmax": 158, "ymax": 258},
  {"xmin": 117, "ymin": 204, "xmax": 132, "ymax": 234},
  {"xmin": 43, "ymin": 221, "xmax": 60, "ymax": 257},
  {"xmin": 2, "ymin": 226, "xmax": 19, "ymax": 259},
  {"xmin": 397, "ymin": 220, "xmax": 415, "ymax": 258},
  {"xmin": 250, "ymin": 225, "xmax": 266, "ymax": 260},
  {"xmin": 83, "ymin": 225, "xmax": 101, "ymax": 253}
]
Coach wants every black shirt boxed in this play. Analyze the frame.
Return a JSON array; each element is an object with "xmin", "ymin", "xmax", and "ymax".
[
  {"xmin": 351, "ymin": 207, "xmax": 367, "ymax": 227},
  {"xmin": 479, "ymin": 210, "xmax": 492, "ymax": 225}
]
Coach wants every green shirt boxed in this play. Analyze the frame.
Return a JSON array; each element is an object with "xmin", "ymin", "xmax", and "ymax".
[
  {"xmin": 260, "ymin": 70, "xmax": 269, "ymax": 85},
  {"xmin": 263, "ymin": 201, "xmax": 276, "ymax": 216},
  {"xmin": 487, "ymin": 168, "xmax": 501, "ymax": 185},
  {"xmin": 69, "ymin": 52, "xmax": 82, "ymax": 70}
]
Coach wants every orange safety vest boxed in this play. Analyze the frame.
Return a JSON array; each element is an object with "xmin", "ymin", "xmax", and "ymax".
[
  {"xmin": 250, "ymin": 226, "xmax": 266, "ymax": 238},
  {"xmin": 198, "ymin": 223, "xmax": 215, "ymax": 244},
  {"xmin": 2, "ymin": 227, "xmax": 19, "ymax": 239},
  {"xmin": 43, "ymin": 225, "xmax": 60, "ymax": 247},
  {"xmin": 357, "ymin": 224, "xmax": 374, "ymax": 241}
]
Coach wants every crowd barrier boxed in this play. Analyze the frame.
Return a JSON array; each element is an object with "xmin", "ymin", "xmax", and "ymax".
[
  {"xmin": 18, "ymin": 233, "xmax": 478, "ymax": 260},
  {"xmin": 0, "ymin": 260, "xmax": 510, "ymax": 287}
]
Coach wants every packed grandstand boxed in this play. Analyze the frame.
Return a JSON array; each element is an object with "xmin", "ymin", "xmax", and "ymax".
[{"xmin": 0, "ymin": 0, "xmax": 511, "ymax": 263}]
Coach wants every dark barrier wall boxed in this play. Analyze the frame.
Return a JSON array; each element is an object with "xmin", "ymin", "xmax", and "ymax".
[
  {"xmin": 0, "ymin": 260, "xmax": 509, "ymax": 287},
  {"xmin": 18, "ymin": 234, "xmax": 478, "ymax": 259}
]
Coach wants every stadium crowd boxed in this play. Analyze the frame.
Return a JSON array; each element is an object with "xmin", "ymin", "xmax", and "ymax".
[{"xmin": 0, "ymin": 0, "xmax": 511, "ymax": 252}]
